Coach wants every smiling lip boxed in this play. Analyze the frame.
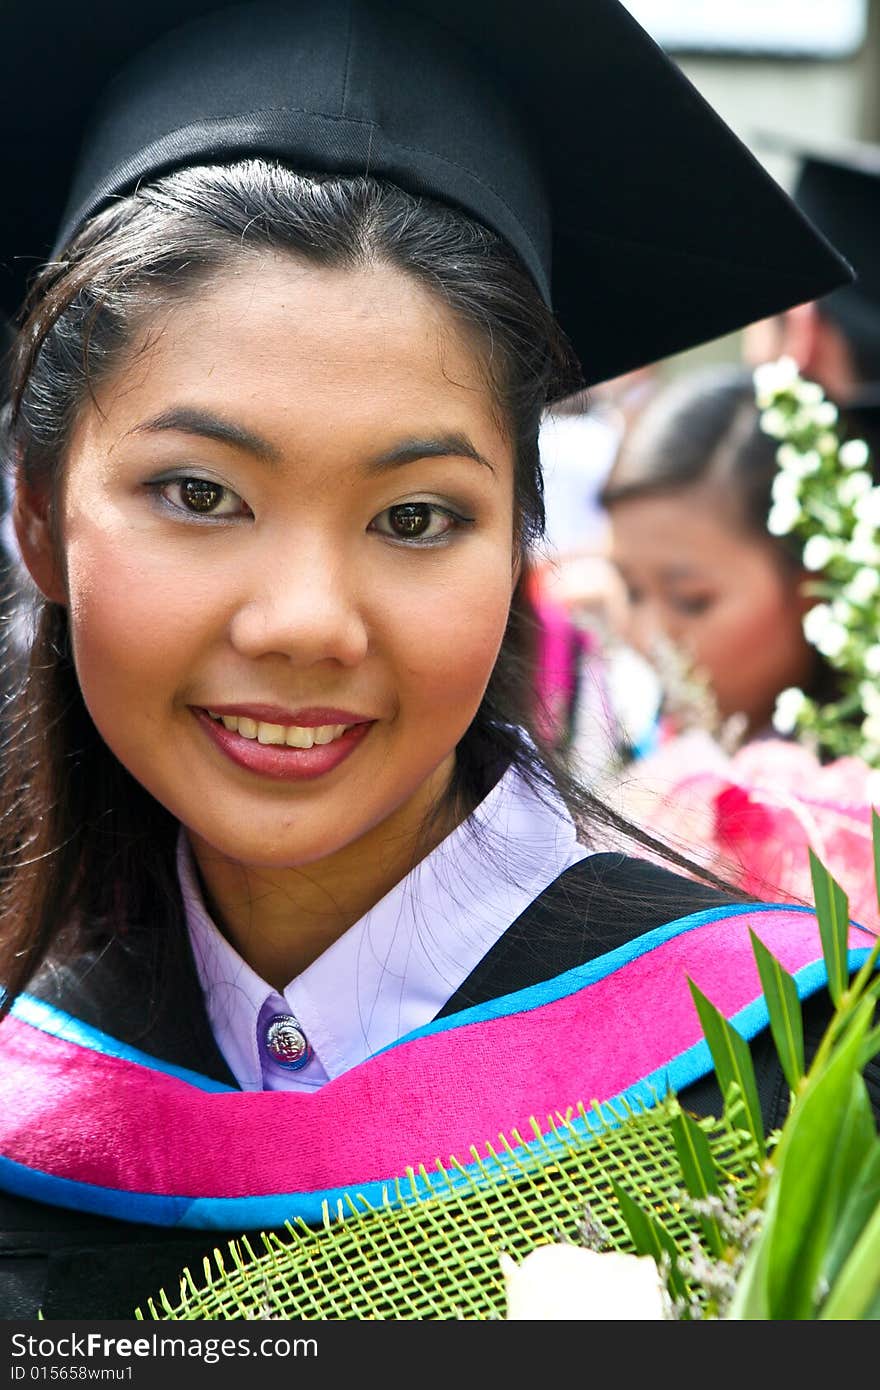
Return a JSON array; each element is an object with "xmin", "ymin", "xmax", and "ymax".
[
  {"xmin": 199, "ymin": 704, "xmax": 371, "ymax": 727},
  {"xmin": 192, "ymin": 706, "xmax": 374, "ymax": 781}
]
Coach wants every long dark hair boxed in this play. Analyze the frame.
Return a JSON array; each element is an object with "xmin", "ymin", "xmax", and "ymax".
[
  {"xmin": 601, "ymin": 364, "xmax": 801, "ymax": 559},
  {"xmin": 0, "ymin": 162, "xmax": 743, "ymax": 1016}
]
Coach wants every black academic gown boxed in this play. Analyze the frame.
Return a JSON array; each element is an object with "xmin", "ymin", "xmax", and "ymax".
[{"xmin": 1, "ymin": 852, "xmax": 875, "ymax": 1320}]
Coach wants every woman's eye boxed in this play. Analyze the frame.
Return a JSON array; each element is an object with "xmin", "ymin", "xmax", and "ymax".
[
  {"xmin": 156, "ymin": 477, "xmax": 250, "ymax": 518},
  {"xmin": 371, "ymin": 502, "xmax": 465, "ymax": 543},
  {"xmin": 671, "ymin": 594, "xmax": 713, "ymax": 616}
]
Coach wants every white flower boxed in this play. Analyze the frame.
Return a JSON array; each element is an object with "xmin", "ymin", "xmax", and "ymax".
[
  {"xmin": 864, "ymin": 645, "xmax": 880, "ymax": 677},
  {"xmin": 811, "ymin": 401, "xmax": 839, "ymax": 428},
  {"xmin": 846, "ymin": 524, "xmax": 880, "ymax": 566},
  {"xmin": 760, "ymin": 407, "xmax": 790, "ymax": 440},
  {"xmin": 838, "ymin": 470, "xmax": 872, "ymax": 505},
  {"xmin": 775, "ymin": 444, "xmax": 821, "ymax": 479},
  {"xmin": 853, "ymin": 487, "xmax": 880, "ymax": 527},
  {"xmin": 772, "ymin": 686, "xmax": 807, "ymax": 734},
  {"xmin": 793, "ymin": 379, "xmax": 824, "ymax": 406},
  {"xmin": 767, "ymin": 497, "xmax": 801, "ymax": 535},
  {"xmin": 802, "ymin": 534, "xmax": 834, "ymax": 571},
  {"xmin": 839, "ymin": 438, "xmax": 870, "ymax": 470},
  {"xmin": 845, "ymin": 568, "xmax": 880, "ymax": 604},
  {"xmin": 771, "ymin": 470, "xmax": 801, "ymax": 504},
  {"xmin": 803, "ymin": 604, "xmax": 848, "ymax": 658},
  {"xmin": 753, "ymin": 356, "xmax": 799, "ymax": 407},
  {"xmin": 862, "ymin": 713, "xmax": 880, "ymax": 746},
  {"xmin": 500, "ymin": 1244, "xmax": 667, "ymax": 1320},
  {"xmin": 859, "ymin": 679, "xmax": 880, "ymax": 716}
]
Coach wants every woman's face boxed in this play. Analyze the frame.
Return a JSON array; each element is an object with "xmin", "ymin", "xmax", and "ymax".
[
  {"xmin": 31, "ymin": 256, "xmax": 517, "ymax": 875},
  {"xmin": 608, "ymin": 487, "xmax": 815, "ymax": 733}
]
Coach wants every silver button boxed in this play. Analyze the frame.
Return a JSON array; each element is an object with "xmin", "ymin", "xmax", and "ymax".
[{"xmin": 264, "ymin": 1013, "xmax": 313, "ymax": 1071}]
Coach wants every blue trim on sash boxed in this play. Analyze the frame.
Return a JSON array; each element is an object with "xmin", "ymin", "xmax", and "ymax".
[
  {"xmin": 2, "ymin": 946, "xmax": 870, "ymax": 1232},
  {"xmin": 375, "ymin": 900, "xmax": 828, "ymax": 1057}
]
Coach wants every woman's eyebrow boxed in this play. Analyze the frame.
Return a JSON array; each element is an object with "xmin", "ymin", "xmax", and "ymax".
[
  {"xmin": 128, "ymin": 414, "xmax": 496, "ymax": 475},
  {"xmin": 128, "ymin": 407, "xmax": 282, "ymax": 464},
  {"xmin": 366, "ymin": 435, "xmax": 496, "ymax": 474}
]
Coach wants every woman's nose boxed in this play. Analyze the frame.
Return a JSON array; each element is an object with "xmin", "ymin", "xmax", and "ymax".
[{"xmin": 227, "ymin": 541, "xmax": 369, "ymax": 668}]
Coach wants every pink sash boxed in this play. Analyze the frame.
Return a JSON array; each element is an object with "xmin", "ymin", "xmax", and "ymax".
[{"xmin": 0, "ymin": 903, "xmax": 872, "ymax": 1229}]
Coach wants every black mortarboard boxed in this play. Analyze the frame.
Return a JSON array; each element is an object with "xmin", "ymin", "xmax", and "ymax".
[
  {"xmin": 759, "ymin": 133, "xmax": 880, "ymax": 357},
  {"xmin": 0, "ymin": 0, "xmax": 852, "ymax": 388}
]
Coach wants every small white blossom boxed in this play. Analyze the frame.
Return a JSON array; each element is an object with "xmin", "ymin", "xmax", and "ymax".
[
  {"xmin": 793, "ymin": 379, "xmax": 824, "ymax": 406},
  {"xmin": 803, "ymin": 603, "xmax": 848, "ymax": 658},
  {"xmin": 811, "ymin": 401, "xmax": 839, "ymax": 428},
  {"xmin": 839, "ymin": 470, "xmax": 873, "ymax": 505},
  {"xmin": 753, "ymin": 356, "xmax": 799, "ymax": 408},
  {"xmin": 853, "ymin": 487, "xmax": 880, "ymax": 527},
  {"xmin": 501, "ymin": 1245, "xmax": 666, "ymax": 1320},
  {"xmin": 845, "ymin": 568, "xmax": 880, "ymax": 604},
  {"xmin": 771, "ymin": 470, "xmax": 801, "ymax": 504},
  {"xmin": 767, "ymin": 498, "xmax": 801, "ymax": 535},
  {"xmin": 772, "ymin": 686, "xmax": 807, "ymax": 734},
  {"xmin": 864, "ymin": 645, "xmax": 880, "ymax": 677},
  {"xmin": 760, "ymin": 406, "xmax": 790, "ymax": 440},
  {"xmin": 859, "ymin": 679, "xmax": 880, "ymax": 715},
  {"xmin": 839, "ymin": 438, "xmax": 870, "ymax": 470},
  {"xmin": 862, "ymin": 713, "xmax": 880, "ymax": 746},
  {"xmin": 802, "ymin": 534, "xmax": 834, "ymax": 571},
  {"xmin": 846, "ymin": 523, "xmax": 880, "ymax": 566}
]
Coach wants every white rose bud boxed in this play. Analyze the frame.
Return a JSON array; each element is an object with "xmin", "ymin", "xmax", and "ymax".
[{"xmin": 501, "ymin": 1245, "xmax": 667, "ymax": 1320}]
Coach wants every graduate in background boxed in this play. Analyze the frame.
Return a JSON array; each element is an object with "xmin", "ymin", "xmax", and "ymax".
[{"xmin": 743, "ymin": 136, "xmax": 880, "ymax": 459}]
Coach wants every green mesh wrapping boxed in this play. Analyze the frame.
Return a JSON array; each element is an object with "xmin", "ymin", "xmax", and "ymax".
[{"xmin": 138, "ymin": 1098, "xmax": 761, "ymax": 1320}]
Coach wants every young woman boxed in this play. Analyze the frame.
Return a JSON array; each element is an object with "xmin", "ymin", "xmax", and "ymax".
[
  {"xmin": 601, "ymin": 364, "xmax": 833, "ymax": 742},
  {"xmin": 596, "ymin": 363, "xmax": 880, "ymax": 933},
  {"xmin": 0, "ymin": 0, "xmax": 874, "ymax": 1319}
]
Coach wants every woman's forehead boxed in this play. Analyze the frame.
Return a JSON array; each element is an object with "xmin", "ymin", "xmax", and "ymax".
[{"xmin": 76, "ymin": 258, "xmax": 504, "ymax": 447}]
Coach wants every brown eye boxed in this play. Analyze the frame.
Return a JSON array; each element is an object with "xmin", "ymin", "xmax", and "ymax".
[
  {"xmin": 387, "ymin": 503, "xmax": 433, "ymax": 538},
  {"xmin": 181, "ymin": 478, "xmax": 224, "ymax": 513}
]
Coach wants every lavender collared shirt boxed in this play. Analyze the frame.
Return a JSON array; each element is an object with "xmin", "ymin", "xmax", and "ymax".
[{"xmin": 180, "ymin": 763, "xmax": 589, "ymax": 1091}]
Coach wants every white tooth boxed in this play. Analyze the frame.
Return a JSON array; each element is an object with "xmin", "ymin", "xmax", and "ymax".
[
  {"xmin": 257, "ymin": 721, "xmax": 287, "ymax": 745},
  {"xmin": 312, "ymin": 725, "xmax": 336, "ymax": 745},
  {"xmin": 237, "ymin": 717, "xmax": 258, "ymax": 739},
  {"xmin": 285, "ymin": 726, "xmax": 315, "ymax": 749},
  {"xmin": 221, "ymin": 716, "xmax": 238, "ymax": 731},
  {"xmin": 333, "ymin": 724, "xmax": 348, "ymax": 738}
]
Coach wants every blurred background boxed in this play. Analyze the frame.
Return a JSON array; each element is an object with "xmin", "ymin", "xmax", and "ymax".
[{"xmin": 624, "ymin": 0, "xmax": 879, "ymax": 378}]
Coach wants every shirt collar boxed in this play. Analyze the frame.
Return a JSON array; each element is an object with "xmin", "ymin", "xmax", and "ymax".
[{"xmin": 180, "ymin": 759, "xmax": 586, "ymax": 1090}]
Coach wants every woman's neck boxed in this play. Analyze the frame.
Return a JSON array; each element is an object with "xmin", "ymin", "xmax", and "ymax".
[{"xmin": 186, "ymin": 757, "xmax": 460, "ymax": 990}]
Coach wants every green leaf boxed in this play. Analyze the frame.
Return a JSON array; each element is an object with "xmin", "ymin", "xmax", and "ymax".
[
  {"xmin": 729, "ymin": 1000, "xmax": 875, "ymax": 1319},
  {"xmin": 822, "ymin": 1138, "xmax": 880, "ymax": 1291},
  {"xmin": 818, "ymin": 1193, "xmax": 880, "ymax": 1319},
  {"xmin": 688, "ymin": 978, "xmax": 765, "ymax": 1158},
  {"xmin": 749, "ymin": 929, "xmax": 804, "ymax": 1091},
  {"xmin": 669, "ymin": 1109, "xmax": 724, "ymax": 1258},
  {"xmin": 611, "ymin": 1179, "xmax": 687, "ymax": 1308},
  {"xmin": 809, "ymin": 849, "xmax": 850, "ymax": 1007}
]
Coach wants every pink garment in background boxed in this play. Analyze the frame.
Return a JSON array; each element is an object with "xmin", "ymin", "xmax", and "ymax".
[{"xmin": 610, "ymin": 731, "xmax": 880, "ymax": 933}]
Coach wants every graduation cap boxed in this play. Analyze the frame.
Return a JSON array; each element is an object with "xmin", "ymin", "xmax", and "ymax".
[
  {"xmin": 0, "ymin": 0, "xmax": 853, "ymax": 389},
  {"xmin": 759, "ymin": 134, "xmax": 880, "ymax": 363}
]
